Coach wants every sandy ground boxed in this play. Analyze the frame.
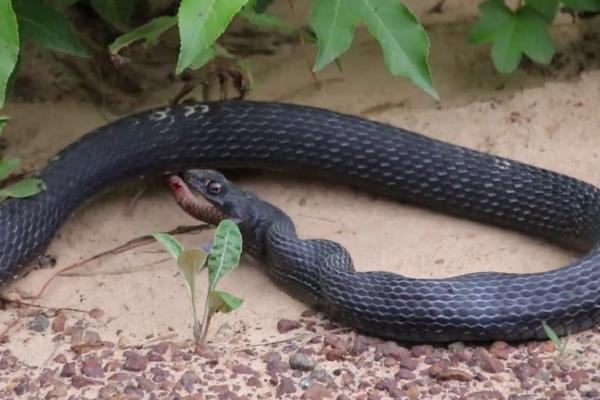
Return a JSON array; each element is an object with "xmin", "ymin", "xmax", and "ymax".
[{"xmin": 3, "ymin": 1, "xmax": 600, "ymax": 399}]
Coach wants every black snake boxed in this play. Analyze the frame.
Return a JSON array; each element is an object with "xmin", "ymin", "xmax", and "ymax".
[{"xmin": 1, "ymin": 100, "xmax": 600, "ymax": 342}]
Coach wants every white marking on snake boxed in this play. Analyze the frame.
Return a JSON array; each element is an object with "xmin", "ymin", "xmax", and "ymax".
[
  {"xmin": 184, "ymin": 104, "xmax": 210, "ymax": 117},
  {"xmin": 495, "ymin": 159, "xmax": 512, "ymax": 170},
  {"xmin": 150, "ymin": 109, "xmax": 170, "ymax": 121}
]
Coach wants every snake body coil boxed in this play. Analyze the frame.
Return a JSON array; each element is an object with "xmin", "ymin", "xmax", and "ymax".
[{"xmin": 2, "ymin": 101, "xmax": 600, "ymax": 342}]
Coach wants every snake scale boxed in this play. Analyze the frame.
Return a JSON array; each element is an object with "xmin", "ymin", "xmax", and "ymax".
[{"xmin": 1, "ymin": 100, "xmax": 600, "ymax": 342}]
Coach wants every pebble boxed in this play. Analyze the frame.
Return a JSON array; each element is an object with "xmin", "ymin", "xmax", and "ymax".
[
  {"xmin": 179, "ymin": 370, "xmax": 200, "ymax": 392},
  {"xmin": 247, "ymin": 376, "xmax": 262, "ymax": 388},
  {"xmin": 136, "ymin": 376, "xmax": 156, "ymax": 392},
  {"xmin": 489, "ymin": 341, "xmax": 513, "ymax": 359},
  {"xmin": 290, "ymin": 352, "xmax": 316, "ymax": 371},
  {"xmin": 436, "ymin": 368, "xmax": 474, "ymax": 382},
  {"xmin": 122, "ymin": 351, "xmax": 148, "ymax": 371},
  {"xmin": 567, "ymin": 369, "xmax": 590, "ymax": 390},
  {"xmin": 71, "ymin": 375, "xmax": 95, "ymax": 388},
  {"xmin": 60, "ymin": 363, "xmax": 75, "ymax": 378},
  {"xmin": 51, "ymin": 315, "xmax": 67, "ymax": 333},
  {"xmin": 411, "ymin": 344, "xmax": 433, "ymax": 358},
  {"xmin": 375, "ymin": 341, "xmax": 409, "ymax": 360},
  {"xmin": 481, "ymin": 356, "xmax": 505, "ymax": 373},
  {"xmin": 45, "ymin": 384, "xmax": 67, "ymax": 399},
  {"xmin": 276, "ymin": 377, "xmax": 296, "ymax": 398},
  {"xmin": 277, "ymin": 319, "xmax": 302, "ymax": 333},
  {"xmin": 302, "ymin": 383, "xmax": 333, "ymax": 399},
  {"xmin": 98, "ymin": 383, "xmax": 118, "ymax": 399},
  {"xmin": 81, "ymin": 357, "xmax": 104, "ymax": 378},
  {"xmin": 27, "ymin": 314, "xmax": 50, "ymax": 332},
  {"xmin": 466, "ymin": 390, "xmax": 506, "ymax": 399},
  {"xmin": 232, "ymin": 363, "xmax": 258, "ymax": 375}
]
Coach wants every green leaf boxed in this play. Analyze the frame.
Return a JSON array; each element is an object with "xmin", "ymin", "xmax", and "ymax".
[
  {"xmin": 470, "ymin": 2, "xmax": 554, "ymax": 73},
  {"xmin": 240, "ymin": 9, "xmax": 294, "ymax": 33},
  {"xmin": 177, "ymin": 248, "xmax": 208, "ymax": 295},
  {"xmin": 208, "ymin": 290, "xmax": 244, "ymax": 314},
  {"xmin": 469, "ymin": 0, "xmax": 513, "ymax": 45},
  {"xmin": 525, "ymin": 0, "xmax": 559, "ymax": 21},
  {"xmin": 90, "ymin": 0, "xmax": 138, "ymax": 26},
  {"xmin": 189, "ymin": 46, "xmax": 216, "ymax": 70},
  {"xmin": 357, "ymin": 0, "xmax": 436, "ymax": 98},
  {"xmin": 542, "ymin": 321, "xmax": 562, "ymax": 347},
  {"xmin": 176, "ymin": 0, "xmax": 250, "ymax": 74},
  {"xmin": 310, "ymin": 0, "xmax": 358, "ymax": 71},
  {"xmin": 0, "ymin": 158, "xmax": 20, "ymax": 181},
  {"xmin": 13, "ymin": 0, "xmax": 88, "ymax": 57},
  {"xmin": 0, "ymin": 177, "xmax": 45, "ymax": 198},
  {"xmin": 152, "ymin": 232, "xmax": 184, "ymax": 259},
  {"xmin": 109, "ymin": 15, "xmax": 177, "ymax": 55},
  {"xmin": 562, "ymin": 0, "xmax": 600, "ymax": 11},
  {"xmin": 0, "ymin": 0, "xmax": 19, "ymax": 108},
  {"xmin": 207, "ymin": 219, "xmax": 242, "ymax": 290},
  {"xmin": 310, "ymin": 0, "xmax": 436, "ymax": 98},
  {"xmin": 514, "ymin": 7, "xmax": 555, "ymax": 65}
]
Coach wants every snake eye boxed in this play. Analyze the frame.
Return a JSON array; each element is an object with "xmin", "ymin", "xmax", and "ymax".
[{"xmin": 206, "ymin": 180, "xmax": 223, "ymax": 195}]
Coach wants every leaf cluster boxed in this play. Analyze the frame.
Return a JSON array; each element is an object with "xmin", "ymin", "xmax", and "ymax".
[{"xmin": 153, "ymin": 219, "xmax": 244, "ymax": 344}]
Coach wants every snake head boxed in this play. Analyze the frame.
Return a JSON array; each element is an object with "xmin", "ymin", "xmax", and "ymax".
[{"xmin": 182, "ymin": 169, "xmax": 256, "ymax": 224}]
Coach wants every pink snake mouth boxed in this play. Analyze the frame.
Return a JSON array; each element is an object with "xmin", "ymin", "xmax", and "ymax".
[{"xmin": 167, "ymin": 175, "xmax": 227, "ymax": 226}]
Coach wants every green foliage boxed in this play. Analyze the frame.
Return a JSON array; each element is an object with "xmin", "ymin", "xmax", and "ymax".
[
  {"xmin": 0, "ymin": 156, "xmax": 45, "ymax": 202},
  {"xmin": 310, "ymin": 0, "xmax": 436, "ymax": 98},
  {"xmin": 109, "ymin": 15, "xmax": 177, "ymax": 55},
  {"xmin": 176, "ymin": 0, "xmax": 249, "ymax": 74},
  {"xmin": 1, "ymin": 0, "xmax": 600, "ymax": 109},
  {"xmin": 153, "ymin": 219, "xmax": 243, "ymax": 344},
  {"xmin": 470, "ymin": 0, "xmax": 554, "ymax": 73},
  {"xmin": 90, "ymin": 0, "xmax": 138, "ymax": 27},
  {"xmin": 13, "ymin": 0, "xmax": 87, "ymax": 57},
  {"xmin": 0, "ymin": 1, "xmax": 19, "ymax": 108},
  {"xmin": 207, "ymin": 219, "xmax": 243, "ymax": 291}
]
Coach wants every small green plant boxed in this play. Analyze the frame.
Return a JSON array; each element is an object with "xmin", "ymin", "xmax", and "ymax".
[
  {"xmin": 0, "ymin": 117, "xmax": 46, "ymax": 203},
  {"xmin": 541, "ymin": 320, "xmax": 583, "ymax": 363},
  {"xmin": 153, "ymin": 219, "xmax": 244, "ymax": 344},
  {"xmin": 542, "ymin": 321, "xmax": 569, "ymax": 359}
]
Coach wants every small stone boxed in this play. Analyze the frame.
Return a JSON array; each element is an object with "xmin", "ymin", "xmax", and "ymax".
[
  {"xmin": 28, "ymin": 313, "xmax": 50, "ymax": 332},
  {"xmin": 411, "ymin": 345, "xmax": 433, "ymax": 358},
  {"xmin": 71, "ymin": 375, "xmax": 95, "ymax": 389},
  {"xmin": 151, "ymin": 366, "xmax": 169, "ymax": 383},
  {"xmin": 375, "ymin": 378, "xmax": 401, "ymax": 397},
  {"xmin": 309, "ymin": 368, "xmax": 332, "ymax": 384},
  {"xmin": 51, "ymin": 315, "xmax": 67, "ymax": 333},
  {"xmin": 247, "ymin": 376, "xmax": 262, "ymax": 388},
  {"xmin": 437, "ymin": 368, "xmax": 473, "ymax": 382},
  {"xmin": 195, "ymin": 344, "xmax": 221, "ymax": 362},
  {"xmin": 302, "ymin": 383, "xmax": 333, "ymax": 399},
  {"xmin": 123, "ymin": 351, "xmax": 148, "ymax": 371},
  {"xmin": 276, "ymin": 377, "xmax": 296, "ymax": 398},
  {"xmin": 405, "ymin": 384, "xmax": 420, "ymax": 399},
  {"xmin": 400, "ymin": 357, "xmax": 419, "ymax": 370},
  {"xmin": 232, "ymin": 363, "xmax": 258, "ymax": 375},
  {"xmin": 481, "ymin": 356, "xmax": 504, "ymax": 373},
  {"xmin": 567, "ymin": 369, "xmax": 589, "ymax": 390},
  {"xmin": 395, "ymin": 368, "xmax": 416, "ymax": 380},
  {"xmin": 108, "ymin": 372, "xmax": 132, "ymax": 382},
  {"xmin": 180, "ymin": 370, "xmax": 200, "ymax": 392},
  {"xmin": 88, "ymin": 308, "xmax": 105, "ymax": 319},
  {"xmin": 351, "ymin": 335, "xmax": 381, "ymax": 355},
  {"xmin": 98, "ymin": 383, "xmax": 118, "ymax": 399},
  {"xmin": 53, "ymin": 354, "xmax": 67, "ymax": 364},
  {"xmin": 277, "ymin": 319, "xmax": 301, "ymax": 333},
  {"xmin": 290, "ymin": 352, "xmax": 316, "ymax": 371},
  {"xmin": 489, "ymin": 341, "xmax": 513, "ymax": 359},
  {"xmin": 60, "ymin": 363, "xmax": 76, "ymax": 378},
  {"xmin": 136, "ymin": 376, "xmax": 156, "ymax": 392},
  {"xmin": 539, "ymin": 341, "xmax": 556, "ymax": 353},
  {"xmin": 81, "ymin": 357, "xmax": 104, "ymax": 378},
  {"xmin": 375, "ymin": 341, "xmax": 409, "ymax": 360},
  {"xmin": 45, "ymin": 384, "xmax": 67, "ymax": 399},
  {"xmin": 466, "ymin": 390, "xmax": 505, "ymax": 400},
  {"xmin": 150, "ymin": 342, "xmax": 170, "ymax": 354},
  {"xmin": 266, "ymin": 355, "xmax": 289, "ymax": 374}
]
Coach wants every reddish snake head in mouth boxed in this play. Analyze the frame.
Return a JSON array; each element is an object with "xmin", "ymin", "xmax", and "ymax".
[{"xmin": 166, "ymin": 175, "xmax": 227, "ymax": 226}]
